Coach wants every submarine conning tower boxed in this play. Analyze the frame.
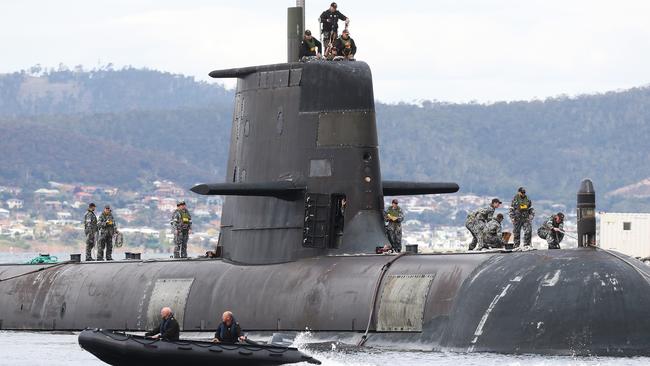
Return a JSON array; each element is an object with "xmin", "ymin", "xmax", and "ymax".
[{"xmin": 192, "ymin": 61, "xmax": 458, "ymax": 264}]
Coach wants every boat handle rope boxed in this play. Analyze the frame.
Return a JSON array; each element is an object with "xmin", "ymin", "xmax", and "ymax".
[
  {"xmin": 0, "ymin": 261, "xmax": 72, "ymax": 282},
  {"xmin": 98, "ymin": 329, "xmax": 292, "ymax": 353}
]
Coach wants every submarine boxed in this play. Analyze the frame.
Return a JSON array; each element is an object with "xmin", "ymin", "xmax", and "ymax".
[{"xmin": 2, "ymin": 2, "xmax": 650, "ymax": 357}]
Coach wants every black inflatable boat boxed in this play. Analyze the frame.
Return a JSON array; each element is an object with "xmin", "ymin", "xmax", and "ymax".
[{"xmin": 78, "ymin": 329, "xmax": 321, "ymax": 366}]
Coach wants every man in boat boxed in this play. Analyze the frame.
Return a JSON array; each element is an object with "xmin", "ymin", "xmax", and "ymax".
[
  {"xmin": 213, "ymin": 311, "xmax": 246, "ymax": 343},
  {"xmin": 145, "ymin": 307, "xmax": 180, "ymax": 341}
]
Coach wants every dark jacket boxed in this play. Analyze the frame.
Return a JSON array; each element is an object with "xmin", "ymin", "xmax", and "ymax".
[
  {"xmin": 299, "ymin": 38, "xmax": 322, "ymax": 58},
  {"xmin": 320, "ymin": 10, "xmax": 347, "ymax": 32},
  {"xmin": 145, "ymin": 316, "xmax": 180, "ymax": 341},
  {"xmin": 334, "ymin": 36, "xmax": 357, "ymax": 56},
  {"xmin": 215, "ymin": 320, "xmax": 242, "ymax": 343}
]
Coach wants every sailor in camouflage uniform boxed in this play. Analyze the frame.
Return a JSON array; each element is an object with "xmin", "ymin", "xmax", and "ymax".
[
  {"xmin": 466, "ymin": 198, "xmax": 502, "ymax": 250},
  {"xmin": 538, "ymin": 212, "xmax": 565, "ymax": 249},
  {"xmin": 484, "ymin": 213, "xmax": 506, "ymax": 249},
  {"xmin": 509, "ymin": 187, "xmax": 535, "ymax": 248},
  {"xmin": 171, "ymin": 201, "xmax": 192, "ymax": 258},
  {"xmin": 97, "ymin": 205, "xmax": 117, "ymax": 261},
  {"xmin": 384, "ymin": 199, "xmax": 404, "ymax": 252},
  {"xmin": 83, "ymin": 203, "xmax": 98, "ymax": 261}
]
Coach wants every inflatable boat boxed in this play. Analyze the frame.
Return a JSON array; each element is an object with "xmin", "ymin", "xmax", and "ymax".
[{"xmin": 78, "ymin": 329, "xmax": 321, "ymax": 366}]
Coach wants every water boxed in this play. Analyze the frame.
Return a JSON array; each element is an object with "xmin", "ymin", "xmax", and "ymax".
[
  {"xmin": 1, "ymin": 253, "xmax": 649, "ymax": 365},
  {"xmin": 0, "ymin": 331, "xmax": 649, "ymax": 366}
]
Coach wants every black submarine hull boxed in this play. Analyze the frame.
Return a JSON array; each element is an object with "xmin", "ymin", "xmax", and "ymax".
[{"xmin": 2, "ymin": 248, "xmax": 650, "ymax": 355}]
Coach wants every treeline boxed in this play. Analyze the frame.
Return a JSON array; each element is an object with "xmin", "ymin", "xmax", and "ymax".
[{"xmin": 2, "ymin": 67, "xmax": 650, "ymax": 209}]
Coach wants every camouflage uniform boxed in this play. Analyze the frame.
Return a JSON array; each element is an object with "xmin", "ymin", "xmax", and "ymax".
[
  {"xmin": 83, "ymin": 209, "xmax": 98, "ymax": 260},
  {"xmin": 384, "ymin": 206, "xmax": 404, "ymax": 252},
  {"xmin": 171, "ymin": 208, "xmax": 192, "ymax": 258},
  {"xmin": 509, "ymin": 194, "xmax": 535, "ymax": 247},
  {"xmin": 538, "ymin": 215, "xmax": 564, "ymax": 249},
  {"xmin": 465, "ymin": 206, "xmax": 495, "ymax": 250},
  {"xmin": 484, "ymin": 218, "xmax": 506, "ymax": 248},
  {"xmin": 97, "ymin": 212, "xmax": 117, "ymax": 260}
]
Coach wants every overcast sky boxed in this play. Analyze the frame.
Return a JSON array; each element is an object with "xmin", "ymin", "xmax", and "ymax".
[{"xmin": 2, "ymin": 0, "xmax": 650, "ymax": 103}]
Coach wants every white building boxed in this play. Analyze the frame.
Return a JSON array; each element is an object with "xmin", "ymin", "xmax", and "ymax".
[
  {"xmin": 6, "ymin": 199, "xmax": 23, "ymax": 209},
  {"xmin": 600, "ymin": 212, "xmax": 650, "ymax": 260}
]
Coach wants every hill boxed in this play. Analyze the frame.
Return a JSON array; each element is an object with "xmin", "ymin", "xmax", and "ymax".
[{"xmin": 1, "ymin": 66, "xmax": 650, "ymax": 210}]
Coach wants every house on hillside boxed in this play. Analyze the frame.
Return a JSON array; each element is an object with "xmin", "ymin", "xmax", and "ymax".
[
  {"xmin": 0, "ymin": 186, "xmax": 22, "ymax": 195},
  {"xmin": 79, "ymin": 186, "xmax": 100, "ymax": 194},
  {"xmin": 158, "ymin": 198, "xmax": 177, "ymax": 212},
  {"xmin": 6, "ymin": 199, "xmax": 23, "ymax": 209},
  {"xmin": 34, "ymin": 188, "xmax": 60, "ymax": 197},
  {"xmin": 56, "ymin": 212, "xmax": 72, "ymax": 220},
  {"xmin": 48, "ymin": 181, "xmax": 75, "ymax": 193},
  {"xmin": 43, "ymin": 201, "xmax": 63, "ymax": 210},
  {"xmin": 0, "ymin": 208, "xmax": 10, "ymax": 219},
  {"xmin": 74, "ymin": 191, "xmax": 93, "ymax": 202}
]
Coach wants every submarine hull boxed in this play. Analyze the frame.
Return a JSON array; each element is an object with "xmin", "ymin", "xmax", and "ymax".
[{"xmin": 2, "ymin": 248, "xmax": 650, "ymax": 355}]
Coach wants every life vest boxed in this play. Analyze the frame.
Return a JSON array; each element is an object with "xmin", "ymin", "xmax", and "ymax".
[
  {"xmin": 513, "ymin": 195, "xmax": 531, "ymax": 211},
  {"xmin": 304, "ymin": 38, "xmax": 317, "ymax": 53},
  {"xmin": 180, "ymin": 211, "xmax": 191, "ymax": 224},
  {"xmin": 104, "ymin": 214, "xmax": 114, "ymax": 226}
]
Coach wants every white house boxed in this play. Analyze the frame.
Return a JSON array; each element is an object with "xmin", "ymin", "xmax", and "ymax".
[
  {"xmin": 6, "ymin": 199, "xmax": 23, "ymax": 209},
  {"xmin": 600, "ymin": 212, "xmax": 650, "ymax": 260}
]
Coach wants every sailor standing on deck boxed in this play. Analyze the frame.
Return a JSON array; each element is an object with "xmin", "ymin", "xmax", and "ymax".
[
  {"xmin": 83, "ymin": 203, "xmax": 98, "ymax": 261},
  {"xmin": 319, "ymin": 2, "xmax": 349, "ymax": 52},
  {"xmin": 509, "ymin": 187, "xmax": 535, "ymax": 248},
  {"xmin": 171, "ymin": 201, "xmax": 192, "ymax": 258},
  {"xmin": 97, "ymin": 205, "xmax": 117, "ymax": 261},
  {"xmin": 384, "ymin": 199, "xmax": 404, "ymax": 252}
]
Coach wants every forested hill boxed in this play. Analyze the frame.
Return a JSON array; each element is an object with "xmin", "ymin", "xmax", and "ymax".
[
  {"xmin": 1, "ymin": 66, "xmax": 649, "ymax": 210},
  {"xmin": 0, "ymin": 65, "xmax": 232, "ymax": 116}
]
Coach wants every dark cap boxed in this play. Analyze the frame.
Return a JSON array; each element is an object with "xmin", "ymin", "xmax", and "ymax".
[
  {"xmin": 331, "ymin": 2, "xmax": 337, "ymax": 8},
  {"xmin": 104, "ymin": 205, "xmax": 111, "ymax": 209},
  {"xmin": 391, "ymin": 199, "xmax": 398, "ymax": 204},
  {"xmin": 518, "ymin": 187, "xmax": 526, "ymax": 193},
  {"xmin": 342, "ymin": 29, "xmax": 349, "ymax": 34},
  {"xmin": 89, "ymin": 202, "xmax": 96, "ymax": 208},
  {"xmin": 304, "ymin": 29, "xmax": 311, "ymax": 36},
  {"xmin": 557, "ymin": 212, "xmax": 565, "ymax": 220},
  {"xmin": 177, "ymin": 201, "xmax": 186, "ymax": 206},
  {"xmin": 491, "ymin": 198, "xmax": 502, "ymax": 205}
]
